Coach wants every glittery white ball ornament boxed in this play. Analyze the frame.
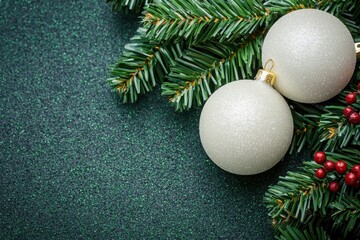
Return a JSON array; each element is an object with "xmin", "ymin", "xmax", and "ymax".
[
  {"xmin": 262, "ymin": 9, "xmax": 356, "ymax": 103},
  {"xmin": 199, "ymin": 80, "xmax": 293, "ymax": 175}
]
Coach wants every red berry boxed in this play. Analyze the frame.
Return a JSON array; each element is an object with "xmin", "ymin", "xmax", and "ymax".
[
  {"xmin": 328, "ymin": 181, "xmax": 340, "ymax": 192},
  {"xmin": 351, "ymin": 164, "xmax": 360, "ymax": 174},
  {"xmin": 314, "ymin": 151, "xmax": 326, "ymax": 164},
  {"xmin": 345, "ymin": 172, "xmax": 357, "ymax": 186},
  {"xmin": 357, "ymin": 170, "xmax": 360, "ymax": 180},
  {"xmin": 346, "ymin": 92, "xmax": 357, "ymax": 104},
  {"xmin": 343, "ymin": 107, "xmax": 355, "ymax": 118},
  {"xmin": 323, "ymin": 160, "xmax": 336, "ymax": 172},
  {"xmin": 315, "ymin": 168, "xmax": 326, "ymax": 179},
  {"xmin": 335, "ymin": 160, "xmax": 348, "ymax": 174},
  {"xmin": 349, "ymin": 112, "xmax": 360, "ymax": 125}
]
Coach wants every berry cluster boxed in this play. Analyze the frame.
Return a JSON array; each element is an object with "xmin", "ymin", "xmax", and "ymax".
[
  {"xmin": 343, "ymin": 82, "xmax": 360, "ymax": 124},
  {"xmin": 314, "ymin": 151, "xmax": 360, "ymax": 192}
]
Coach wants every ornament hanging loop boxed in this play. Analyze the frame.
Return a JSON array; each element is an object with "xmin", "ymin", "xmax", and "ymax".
[
  {"xmin": 356, "ymin": 43, "xmax": 360, "ymax": 59},
  {"xmin": 255, "ymin": 59, "xmax": 276, "ymax": 85}
]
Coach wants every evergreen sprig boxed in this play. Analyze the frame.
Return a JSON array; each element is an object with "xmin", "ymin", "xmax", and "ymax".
[
  {"xmin": 108, "ymin": 29, "xmax": 187, "ymax": 103},
  {"xmin": 265, "ymin": 0, "xmax": 357, "ymax": 15},
  {"xmin": 162, "ymin": 34, "xmax": 263, "ymax": 111},
  {"xmin": 265, "ymin": 149, "xmax": 360, "ymax": 239},
  {"xmin": 143, "ymin": 0, "xmax": 269, "ymax": 43},
  {"xmin": 289, "ymin": 103, "xmax": 322, "ymax": 154},
  {"xmin": 109, "ymin": 0, "xmax": 359, "ymax": 109},
  {"xmin": 330, "ymin": 192, "xmax": 360, "ymax": 236},
  {"xmin": 276, "ymin": 224, "xmax": 330, "ymax": 240}
]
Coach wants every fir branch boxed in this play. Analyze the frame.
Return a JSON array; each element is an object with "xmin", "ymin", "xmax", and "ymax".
[
  {"xmin": 318, "ymin": 106, "xmax": 360, "ymax": 151},
  {"xmin": 106, "ymin": 0, "xmax": 152, "ymax": 13},
  {"xmin": 317, "ymin": 80, "xmax": 360, "ymax": 151},
  {"xmin": 265, "ymin": 149, "xmax": 360, "ymax": 239},
  {"xmin": 326, "ymin": 148, "xmax": 360, "ymax": 167},
  {"xmin": 161, "ymin": 34, "xmax": 263, "ymax": 111},
  {"xmin": 143, "ymin": 0, "xmax": 270, "ymax": 43},
  {"xmin": 265, "ymin": 0, "xmax": 357, "ymax": 15},
  {"xmin": 143, "ymin": 0, "xmax": 358, "ymax": 44},
  {"xmin": 330, "ymin": 191, "xmax": 360, "ymax": 236},
  {"xmin": 108, "ymin": 29, "xmax": 185, "ymax": 103},
  {"xmin": 276, "ymin": 224, "xmax": 330, "ymax": 240},
  {"xmin": 264, "ymin": 161, "xmax": 334, "ymax": 229},
  {"xmin": 289, "ymin": 103, "xmax": 322, "ymax": 154}
]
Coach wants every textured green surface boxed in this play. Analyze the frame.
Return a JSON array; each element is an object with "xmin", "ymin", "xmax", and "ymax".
[{"xmin": 0, "ymin": 1, "xmax": 307, "ymax": 239}]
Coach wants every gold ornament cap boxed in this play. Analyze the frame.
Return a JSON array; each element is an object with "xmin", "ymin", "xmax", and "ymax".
[{"xmin": 255, "ymin": 59, "xmax": 276, "ymax": 85}]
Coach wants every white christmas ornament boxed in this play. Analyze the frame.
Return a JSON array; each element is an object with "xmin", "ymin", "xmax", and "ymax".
[
  {"xmin": 199, "ymin": 80, "xmax": 293, "ymax": 175},
  {"xmin": 262, "ymin": 9, "xmax": 356, "ymax": 103}
]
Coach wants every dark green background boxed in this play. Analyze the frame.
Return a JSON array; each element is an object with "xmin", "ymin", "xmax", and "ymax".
[{"xmin": 0, "ymin": 1, "xmax": 307, "ymax": 239}]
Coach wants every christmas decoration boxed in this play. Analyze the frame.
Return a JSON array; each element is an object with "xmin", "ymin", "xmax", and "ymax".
[
  {"xmin": 315, "ymin": 168, "xmax": 326, "ymax": 179},
  {"xmin": 262, "ymin": 9, "xmax": 356, "ymax": 103},
  {"xmin": 343, "ymin": 106, "xmax": 355, "ymax": 118},
  {"xmin": 352, "ymin": 164, "xmax": 360, "ymax": 174},
  {"xmin": 199, "ymin": 79, "xmax": 293, "ymax": 175},
  {"xmin": 107, "ymin": 0, "xmax": 360, "ymax": 238},
  {"xmin": 314, "ymin": 152, "xmax": 360, "ymax": 189},
  {"xmin": 324, "ymin": 160, "xmax": 336, "ymax": 172},
  {"xmin": 349, "ymin": 112, "xmax": 360, "ymax": 124},
  {"xmin": 314, "ymin": 151, "xmax": 327, "ymax": 164},
  {"xmin": 265, "ymin": 149, "xmax": 360, "ymax": 239},
  {"xmin": 343, "ymin": 88, "xmax": 360, "ymax": 125},
  {"xmin": 345, "ymin": 172, "xmax": 357, "ymax": 186},
  {"xmin": 335, "ymin": 160, "xmax": 348, "ymax": 174},
  {"xmin": 328, "ymin": 181, "xmax": 340, "ymax": 192},
  {"xmin": 346, "ymin": 92, "xmax": 357, "ymax": 104},
  {"xmin": 200, "ymin": 9, "xmax": 358, "ymax": 175}
]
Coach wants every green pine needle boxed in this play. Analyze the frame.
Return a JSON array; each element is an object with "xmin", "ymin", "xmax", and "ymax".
[
  {"xmin": 143, "ymin": 0, "xmax": 270, "ymax": 43},
  {"xmin": 290, "ymin": 103, "xmax": 322, "ymax": 154},
  {"xmin": 276, "ymin": 224, "xmax": 330, "ymax": 240},
  {"xmin": 108, "ymin": 29, "xmax": 186, "ymax": 103},
  {"xmin": 330, "ymin": 192, "xmax": 360, "ymax": 236},
  {"xmin": 265, "ymin": 149, "xmax": 360, "ymax": 239},
  {"xmin": 162, "ymin": 35, "xmax": 263, "ymax": 111},
  {"xmin": 265, "ymin": 0, "xmax": 357, "ymax": 15}
]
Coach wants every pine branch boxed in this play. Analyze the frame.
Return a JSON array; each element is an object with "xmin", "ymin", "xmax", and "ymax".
[
  {"xmin": 318, "ymin": 106, "xmax": 360, "ymax": 151},
  {"xmin": 330, "ymin": 191, "xmax": 360, "ymax": 236},
  {"xmin": 265, "ymin": 149, "xmax": 360, "ymax": 239},
  {"xmin": 265, "ymin": 0, "xmax": 357, "ymax": 15},
  {"xmin": 317, "ymin": 80, "xmax": 360, "ymax": 151},
  {"xmin": 289, "ymin": 103, "xmax": 323, "ymax": 154},
  {"xmin": 326, "ymin": 148, "xmax": 360, "ymax": 166},
  {"xmin": 143, "ymin": 0, "xmax": 358, "ymax": 44},
  {"xmin": 276, "ymin": 224, "xmax": 330, "ymax": 240},
  {"xmin": 264, "ymin": 161, "xmax": 334, "ymax": 229},
  {"xmin": 143, "ymin": 0, "xmax": 270, "ymax": 43},
  {"xmin": 106, "ymin": 0, "xmax": 152, "ymax": 13},
  {"xmin": 161, "ymin": 34, "xmax": 263, "ymax": 111},
  {"xmin": 108, "ymin": 29, "xmax": 186, "ymax": 103}
]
